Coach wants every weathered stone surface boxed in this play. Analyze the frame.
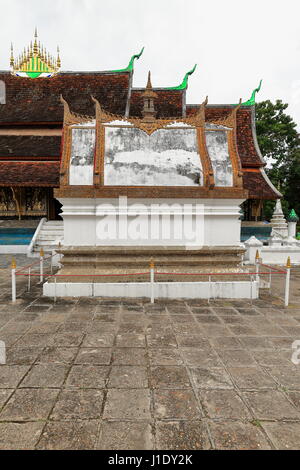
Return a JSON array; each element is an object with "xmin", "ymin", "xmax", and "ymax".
[
  {"xmin": 6, "ymin": 346, "xmax": 43, "ymax": 365},
  {"xmin": 154, "ymin": 389, "xmax": 201, "ymax": 419},
  {"xmin": 181, "ymin": 348, "xmax": 221, "ymax": 367},
  {"xmin": 239, "ymin": 336, "xmax": 273, "ymax": 350},
  {"xmin": 103, "ymin": 389, "xmax": 151, "ymax": 419},
  {"xmin": 82, "ymin": 333, "xmax": 115, "ymax": 347},
  {"xmin": 220, "ymin": 349, "xmax": 256, "ymax": 367},
  {"xmin": 112, "ymin": 348, "xmax": 147, "ymax": 365},
  {"xmin": 52, "ymin": 332, "xmax": 84, "ymax": 347},
  {"xmin": 16, "ymin": 333, "xmax": 53, "ymax": 347},
  {"xmin": 199, "ymin": 389, "xmax": 251, "ymax": 419},
  {"xmin": 0, "ymin": 422, "xmax": 44, "ymax": 450},
  {"xmin": 65, "ymin": 365, "xmax": 109, "ymax": 389},
  {"xmin": 50, "ymin": 389, "xmax": 104, "ymax": 420},
  {"xmin": 243, "ymin": 390, "xmax": 300, "ymax": 420},
  {"xmin": 0, "ymin": 388, "xmax": 59, "ymax": 421},
  {"xmin": 200, "ymin": 325, "xmax": 232, "ymax": 337},
  {"xmin": 175, "ymin": 335, "xmax": 211, "ymax": 349},
  {"xmin": 150, "ymin": 366, "xmax": 190, "ymax": 389},
  {"xmin": 0, "ymin": 365, "xmax": 30, "ymax": 388},
  {"xmin": 196, "ymin": 315, "xmax": 222, "ymax": 324},
  {"xmin": 0, "ymin": 321, "xmax": 31, "ymax": 334},
  {"xmin": 146, "ymin": 332, "xmax": 177, "ymax": 349},
  {"xmin": 148, "ymin": 349, "xmax": 183, "ymax": 365},
  {"xmin": 0, "ymin": 389, "xmax": 13, "ymax": 409},
  {"xmin": 28, "ymin": 322, "xmax": 61, "ymax": 334},
  {"xmin": 212, "ymin": 307, "xmax": 239, "ymax": 315},
  {"xmin": 208, "ymin": 421, "xmax": 271, "ymax": 450},
  {"xmin": 108, "ymin": 366, "xmax": 148, "ymax": 388},
  {"xmin": 228, "ymin": 325, "xmax": 257, "ymax": 336},
  {"xmin": 227, "ymin": 366, "xmax": 277, "ymax": 390},
  {"xmin": 287, "ymin": 391, "xmax": 300, "ymax": 409},
  {"xmin": 20, "ymin": 364, "xmax": 69, "ymax": 388},
  {"xmin": 116, "ymin": 334, "xmax": 146, "ymax": 348},
  {"xmin": 97, "ymin": 421, "xmax": 153, "ymax": 450},
  {"xmin": 252, "ymin": 350, "xmax": 291, "ymax": 366},
  {"xmin": 263, "ymin": 422, "xmax": 300, "ymax": 450},
  {"xmin": 190, "ymin": 367, "xmax": 233, "ymax": 389},
  {"xmin": 191, "ymin": 307, "xmax": 215, "ymax": 315},
  {"xmin": 156, "ymin": 421, "xmax": 211, "ymax": 450},
  {"xmin": 209, "ymin": 336, "xmax": 242, "ymax": 349},
  {"xmin": 37, "ymin": 346, "xmax": 78, "ymax": 364},
  {"xmin": 1, "ymin": 260, "xmax": 300, "ymax": 450},
  {"xmin": 36, "ymin": 420, "xmax": 99, "ymax": 450},
  {"xmin": 75, "ymin": 348, "xmax": 112, "ymax": 365},
  {"xmin": 266, "ymin": 366, "xmax": 300, "ymax": 389}
]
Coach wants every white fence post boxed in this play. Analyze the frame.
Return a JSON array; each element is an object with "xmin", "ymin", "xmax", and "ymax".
[
  {"xmin": 255, "ymin": 249, "xmax": 260, "ymax": 283},
  {"xmin": 28, "ymin": 267, "xmax": 31, "ymax": 292},
  {"xmin": 11, "ymin": 257, "xmax": 16, "ymax": 303},
  {"xmin": 0, "ymin": 340, "xmax": 6, "ymax": 365},
  {"xmin": 39, "ymin": 248, "xmax": 44, "ymax": 284},
  {"xmin": 285, "ymin": 257, "xmax": 291, "ymax": 308},
  {"xmin": 150, "ymin": 259, "xmax": 155, "ymax": 304}
]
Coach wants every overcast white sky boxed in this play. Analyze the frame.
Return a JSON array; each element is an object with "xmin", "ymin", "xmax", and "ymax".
[{"xmin": 0, "ymin": 0, "xmax": 299, "ymax": 127}]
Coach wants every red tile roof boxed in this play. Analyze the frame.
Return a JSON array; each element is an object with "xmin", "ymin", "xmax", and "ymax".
[
  {"xmin": 0, "ymin": 71, "xmax": 131, "ymax": 124},
  {"xmin": 243, "ymin": 169, "xmax": 281, "ymax": 199},
  {"xmin": 130, "ymin": 89, "xmax": 184, "ymax": 118},
  {"xmin": 0, "ymin": 135, "xmax": 60, "ymax": 159},
  {"xmin": 0, "ymin": 71, "xmax": 279, "ymax": 198},
  {"xmin": 0, "ymin": 161, "xmax": 59, "ymax": 186},
  {"xmin": 186, "ymin": 105, "xmax": 264, "ymax": 168}
]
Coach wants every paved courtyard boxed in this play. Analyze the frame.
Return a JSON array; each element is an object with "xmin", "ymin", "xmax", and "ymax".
[{"xmin": 1, "ymin": 255, "xmax": 300, "ymax": 449}]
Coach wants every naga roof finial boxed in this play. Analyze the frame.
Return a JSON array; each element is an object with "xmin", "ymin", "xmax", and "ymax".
[
  {"xmin": 111, "ymin": 47, "xmax": 145, "ymax": 73},
  {"xmin": 242, "ymin": 80, "xmax": 262, "ymax": 106},
  {"xmin": 167, "ymin": 64, "xmax": 197, "ymax": 90}
]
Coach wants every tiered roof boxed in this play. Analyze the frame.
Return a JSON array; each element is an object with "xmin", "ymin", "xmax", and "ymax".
[{"xmin": 0, "ymin": 36, "xmax": 280, "ymax": 199}]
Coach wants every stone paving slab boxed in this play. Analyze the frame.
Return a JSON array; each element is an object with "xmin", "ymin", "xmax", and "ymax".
[{"xmin": 1, "ymin": 260, "xmax": 300, "ymax": 449}]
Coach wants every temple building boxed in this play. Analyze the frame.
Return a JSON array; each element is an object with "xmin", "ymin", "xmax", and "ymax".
[{"xmin": 0, "ymin": 30, "xmax": 280, "ymax": 222}]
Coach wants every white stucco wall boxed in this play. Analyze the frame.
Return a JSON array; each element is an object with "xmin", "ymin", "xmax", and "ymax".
[
  {"xmin": 43, "ymin": 280, "xmax": 259, "ymax": 299},
  {"xmin": 58, "ymin": 197, "xmax": 245, "ymax": 248}
]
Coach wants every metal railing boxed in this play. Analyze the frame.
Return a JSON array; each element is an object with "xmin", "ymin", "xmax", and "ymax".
[{"xmin": 10, "ymin": 248, "xmax": 291, "ymax": 306}]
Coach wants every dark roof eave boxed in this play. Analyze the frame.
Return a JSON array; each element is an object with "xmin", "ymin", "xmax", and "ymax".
[
  {"xmin": 0, "ymin": 69, "xmax": 131, "ymax": 76},
  {"xmin": 187, "ymin": 103, "xmax": 255, "ymax": 109}
]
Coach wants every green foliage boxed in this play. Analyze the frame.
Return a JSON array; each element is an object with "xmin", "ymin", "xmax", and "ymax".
[
  {"xmin": 255, "ymin": 100, "xmax": 300, "ymax": 219},
  {"xmin": 263, "ymin": 200, "xmax": 275, "ymax": 220}
]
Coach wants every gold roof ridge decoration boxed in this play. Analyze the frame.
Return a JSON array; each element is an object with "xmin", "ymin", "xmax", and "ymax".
[
  {"xmin": 61, "ymin": 92, "xmax": 242, "ymax": 136},
  {"xmin": 59, "ymin": 93, "xmax": 244, "ymax": 190},
  {"xmin": 10, "ymin": 28, "xmax": 61, "ymax": 79}
]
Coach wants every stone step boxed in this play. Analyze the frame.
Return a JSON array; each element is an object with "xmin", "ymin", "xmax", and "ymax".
[
  {"xmin": 36, "ymin": 241, "xmax": 62, "ymax": 247},
  {"xmin": 33, "ymin": 245, "xmax": 60, "ymax": 253},
  {"xmin": 38, "ymin": 233, "xmax": 63, "ymax": 239},
  {"xmin": 39, "ymin": 227, "xmax": 64, "ymax": 234},
  {"xmin": 44, "ymin": 221, "xmax": 63, "ymax": 226},
  {"xmin": 62, "ymin": 255, "xmax": 242, "ymax": 266}
]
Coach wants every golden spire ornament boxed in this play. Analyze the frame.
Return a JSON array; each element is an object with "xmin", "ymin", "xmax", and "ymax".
[
  {"xmin": 10, "ymin": 28, "xmax": 61, "ymax": 78},
  {"xmin": 10, "ymin": 43, "xmax": 14, "ymax": 67}
]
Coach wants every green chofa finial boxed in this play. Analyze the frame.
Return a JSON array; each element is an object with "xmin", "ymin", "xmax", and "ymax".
[
  {"xmin": 167, "ymin": 64, "xmax": 197, "ymax": 90},
  {"xmin": 288, "ymin": 209, "xmax": 299, "ymax": 222},
  {"xmin": 242, "ymin": 79, "xmax": 262, "ymax": 106},
  {"xmin": 111, "ymin": 47, "xmax": 144, "ymax": 73}
]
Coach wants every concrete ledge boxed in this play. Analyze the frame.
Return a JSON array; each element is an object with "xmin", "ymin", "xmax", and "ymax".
[
  {"xmin": 0, "ymin": 245, "xmax": 28, "ymax": 254},
  {"xmin": 43, "ymin": 280, "xmax": 259, "ymax": 299}
]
